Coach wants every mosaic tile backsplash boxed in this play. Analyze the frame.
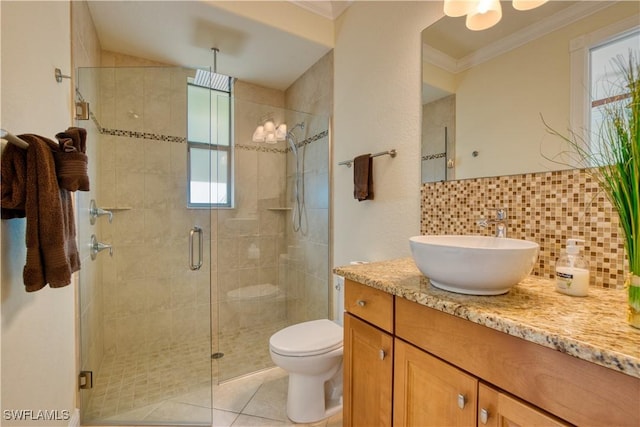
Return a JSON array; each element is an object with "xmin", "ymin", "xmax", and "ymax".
[{"xmin": 421, "ymin": 168, "xmax": 627, "ymax": 289}]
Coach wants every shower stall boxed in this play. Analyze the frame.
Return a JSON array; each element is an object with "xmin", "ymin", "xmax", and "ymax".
[
  {"xmin": 422, "ymin": 94, "xmax": 455, "ymax": 183},
  {"xmin": 76, "ymin": 65, "xmax": 331, "ymax": 425}
]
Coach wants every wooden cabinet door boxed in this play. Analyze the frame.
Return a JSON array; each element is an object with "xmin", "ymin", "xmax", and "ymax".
[
  {"xmin": 343, "ymin": 313, "xmax": 393, "ymax": 427},
  {"xmin": 478, "ymin": 383, "xmax": 571, "ymax": 427},
  {"xmin": 394, "ymin": 339, "xmax": 478, "ymax": 427}
]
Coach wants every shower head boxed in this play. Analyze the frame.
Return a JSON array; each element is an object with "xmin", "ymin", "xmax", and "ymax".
[{"xmin": 289, "ymin": 122, "xmax": 305, "ymax": 133}]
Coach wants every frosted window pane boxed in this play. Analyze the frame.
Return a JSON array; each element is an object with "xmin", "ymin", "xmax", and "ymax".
[{"xmin": 188, "ymin": 85, "xmax": 211, "ymax": 144}]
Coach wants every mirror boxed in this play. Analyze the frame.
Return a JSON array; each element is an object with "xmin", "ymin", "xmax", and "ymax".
[{"xmin": 421, "ymin": 1, "xmax": 640, "ymax": 182}]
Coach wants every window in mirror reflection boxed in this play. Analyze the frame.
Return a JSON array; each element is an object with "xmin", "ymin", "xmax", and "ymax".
[{"xmin": 589, "ymin": 29, "xmax": 640, "ymax": 161}]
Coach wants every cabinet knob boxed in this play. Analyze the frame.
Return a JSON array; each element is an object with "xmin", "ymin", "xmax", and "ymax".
[
  {"xmin": 457, "ymin": 394, "xmax": 466, "ymax": 409},
  {"xmin": 379, "ymin": 349, "xmax": 386, "ymax": 360},
  {"xmin": 479, "ymin": 408, "xmax": 489, "ymax": 424},
  {"xmin": 357, "ymin": 299, "xmax": 366, "ymax": 307}
]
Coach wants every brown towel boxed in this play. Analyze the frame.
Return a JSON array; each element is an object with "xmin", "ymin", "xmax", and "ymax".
[
  {"xmin": 3, "ymin": 134, "xmax": 80, "ymax": 291},
  {"xmin": 1, "ymin": 142, "xmax": 28, "ymax": 219},
  {"xmin": 54, "ymin": 127, "xmax": 90, "ymax": 191},
  {"xmin": 353, "ymin": 154, "xmax": 374, "ymax": 201}
]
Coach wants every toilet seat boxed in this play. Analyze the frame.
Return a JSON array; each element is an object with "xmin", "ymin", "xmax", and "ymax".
[{"xmin": 270, "ymin": 319, "xmax": 343, "ymax": 357}]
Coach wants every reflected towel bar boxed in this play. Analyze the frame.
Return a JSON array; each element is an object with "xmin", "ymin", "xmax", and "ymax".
[{"xmin": 338, "ymin": 149, "xmax": 397, "ymax": 168}]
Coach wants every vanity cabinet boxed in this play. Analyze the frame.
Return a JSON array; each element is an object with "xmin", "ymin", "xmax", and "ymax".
[
  {"xmin": 477, "ymin": 383, "xmax": 569, "ymax": 427},
  {"xmin": 344, "ymin": 313, "xmax": 393, "ymax": 427},
  {"xmin": 395, "ymin": 297, "xmax": 639, "ymax": 426},
  {"xmin": 394, "ymin": 336, "xmax": 569, "ymax": 426},
  {"xmin": 394, "ymin": 338, "xmax": 478, "ymax": 426},
  {"xmin": 343, "ymin": 280, "xmax": 394, "ymax": 427},
  {"xmin": 343, "ymin": 279, "xmax": 640, "ymax": 427}
]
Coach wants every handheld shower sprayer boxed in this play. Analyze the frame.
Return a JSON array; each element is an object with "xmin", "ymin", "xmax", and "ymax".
[
  {"xmin": 287, "ymin": 122, "xmax": 305, "ymax": 152},
  {"xmin": 288, "ymin": 122, "xmax": 306, "ymax": 234}
]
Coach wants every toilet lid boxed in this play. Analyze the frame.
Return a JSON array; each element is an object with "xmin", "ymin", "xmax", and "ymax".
[{"xmin": 270, "ymin": 319, "xmax": 343, "ymax": 357}]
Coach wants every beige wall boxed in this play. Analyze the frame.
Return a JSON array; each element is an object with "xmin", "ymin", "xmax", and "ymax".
[
  {"xmin": 0, "ymin": 1, "xmax": 76, "ymax": 425},
  {"xmin": 333, "ymin": 2, "xmax": 442, "ymax": 268}
]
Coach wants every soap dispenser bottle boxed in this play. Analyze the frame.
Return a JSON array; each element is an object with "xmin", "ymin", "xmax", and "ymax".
[{"xmin": 555, "ymin": 239, "xmax": 590, "ymax": 296}]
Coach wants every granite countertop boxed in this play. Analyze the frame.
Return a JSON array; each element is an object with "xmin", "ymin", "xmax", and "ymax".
[{"xmin": 334, "ymin": 258, "xmax": 640, "ymax": 379}]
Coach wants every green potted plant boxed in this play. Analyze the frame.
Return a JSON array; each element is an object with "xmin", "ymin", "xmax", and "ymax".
[{"xmin": 544, "ymin": 52, "xmax": 639, "ymax": 328}]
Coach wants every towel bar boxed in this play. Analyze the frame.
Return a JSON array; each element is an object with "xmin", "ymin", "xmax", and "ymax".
[
  {"xmin": 338, "ymin": 149, "xmax": 397, "ymax": 167},
  {"xmin": 1, "ymin": 129, "xmax": 29, "ymax": 149}
]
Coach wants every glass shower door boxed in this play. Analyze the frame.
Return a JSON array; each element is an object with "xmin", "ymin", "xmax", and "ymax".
[
  {"xmin": 76, "ymin": 66, "xmax": 213, "ymax": 425},
  {"xmin": 214, "ymin": 99, "xmax": 331, "ymax": 382}
]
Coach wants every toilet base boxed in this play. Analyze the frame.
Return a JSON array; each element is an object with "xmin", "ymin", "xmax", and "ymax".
[{"xmin": 286, "ymin": 371, "xmax": 343, "ymax": 423}]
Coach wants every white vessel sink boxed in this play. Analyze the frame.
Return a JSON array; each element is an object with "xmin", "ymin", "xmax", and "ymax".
[{"xmin": 409, "ymin": 235, "xmax": 539, "ymax": 295}]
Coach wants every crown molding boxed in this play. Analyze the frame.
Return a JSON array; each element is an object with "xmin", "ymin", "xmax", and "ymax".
[
  {"xmin": 422, "ymin": 44, "xmax": 459, "ymax": 74},
  {"xmin": 289, "ymin": 1, "xmax": 352, "ymax": 20}
]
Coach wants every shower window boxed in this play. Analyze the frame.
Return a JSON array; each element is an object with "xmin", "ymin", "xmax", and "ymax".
[{"xmin": 187, "ymin": 76, "xmax": 233, "ymax": 207}]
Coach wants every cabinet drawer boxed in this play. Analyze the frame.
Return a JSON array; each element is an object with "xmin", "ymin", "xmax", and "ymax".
[{"xmin": 345, "ymin": 280, "xmax": 394, "ymax": 333}]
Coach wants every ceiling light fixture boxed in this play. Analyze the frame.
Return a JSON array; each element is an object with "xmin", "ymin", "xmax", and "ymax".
[
  {"xmin": 252, "ymin": 119, "xmax": 288, "ymax": 144},
  {"xmin": 444, "ymin": 0, "xmax": 548, "ymax": 31}
]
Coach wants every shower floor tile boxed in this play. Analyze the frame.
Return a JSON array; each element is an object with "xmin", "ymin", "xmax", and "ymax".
[
  {"xmin": 86, "ymin": 320, "xmax": 285, "ymax": 421},
  {"xmin": 85, "ymin": 338, "xmax": 212, "ymax": 421},
  {"xmin": 93, "ymin": 367, "xmax": 342, "ymax": 427},
  {"xmin": 216, "ymin": 320, "xmax": 289, "ymax": 381}
]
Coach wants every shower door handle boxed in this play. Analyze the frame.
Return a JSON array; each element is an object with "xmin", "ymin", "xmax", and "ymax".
[{"xmin": 189, "ymin": 226, "xmax": 203, "ymax": 271}]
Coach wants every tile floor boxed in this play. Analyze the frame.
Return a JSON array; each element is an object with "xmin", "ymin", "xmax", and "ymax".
[
  {"xmin": 94, "ymin": 367, "xmax": 342, "ymax": 427},
  {"xmin": 86, "ymin": 322, "xmax": 289, "ymax": 420}
]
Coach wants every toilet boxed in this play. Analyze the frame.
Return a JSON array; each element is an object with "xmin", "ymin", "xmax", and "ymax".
[{"xmin": 269, "ymin": 319, "xmax": 344, "ymax": 423}]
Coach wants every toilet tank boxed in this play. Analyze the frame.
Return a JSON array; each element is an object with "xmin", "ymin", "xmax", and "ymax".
[
  {"xmin": 333, "ymin": 261, "xmax": 368, "ymax": 326},
  {"xmin": 333, "ymin": 275, "xmax": 345, "ymax": 326}
]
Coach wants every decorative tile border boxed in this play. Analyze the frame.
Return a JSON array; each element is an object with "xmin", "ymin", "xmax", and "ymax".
[
  {"xmin": 99, "ymin": 127, "xmax": 187, "ymax": 143},
  {"xmin": 421, "ymin": 168, "xmax": 628, "ymax": 289},
  {"xmin": 422, "ymin": 152, "xmax": 446, "ymax": 161},
  {"xmin": 235, "ymin": 143, "xmax": 287, "ymax": 154},
  {"xmin": 93, "ymin": 120, "xmax": 328, "ymax": 155},
  {"xmin": 235, "ymin": 130, "xmax": 329, "ymax": 154},
  {"xmin": 296, "ymin": 130, "xmax": 329, "ymax": 149}
]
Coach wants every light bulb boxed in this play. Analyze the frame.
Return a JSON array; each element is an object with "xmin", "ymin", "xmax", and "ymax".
[
  {"xmin": 265, "ymin": 132, "xmax": 277, "ymax": 144},
  {"xmin": 276, "ymin": 124, "xmax": 287, "ymax": 141},
  {"xmin": 466, "ymin": 0, "xmax": 502, "ymax": 31},
  {"xmin": 264, "ymin": 120, "xmax": 275, "ymax": 133},
  {"xmin": 443, "ymin": 0, "xmax": 473, "ymax": 17},
  {"xmin": 512, "ymin": 0, "xmax": 548, "ymax": 11},
  {"xmin": 252, "ymin": 125, "xmax": 265, "ymax": 142}
]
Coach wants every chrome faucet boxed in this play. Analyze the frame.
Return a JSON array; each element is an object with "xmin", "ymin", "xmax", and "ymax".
[{"xmin": 477, "ymin": 208, "xmax": 507, "ymax": 238}]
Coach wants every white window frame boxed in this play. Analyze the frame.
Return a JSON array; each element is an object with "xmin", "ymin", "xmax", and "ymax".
[
  {"xmin": 569, "ymin": 16, "xmax": 640, "ymax": 144},
  {"xmin": 187, "ymin": 81, "xmax": 234, "ymax": 209}
]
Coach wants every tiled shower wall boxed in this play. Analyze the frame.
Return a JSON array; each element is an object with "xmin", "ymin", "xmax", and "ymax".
[
  {"xmin": 283, "ymin": 51, "xmax": 333, "ymax": 323},
  {"xmin": 421, "ymin": 168, "xmax": 628, "ymax": 289},
  {"xmin": 96, "ymin": 66, "xmax": 212, "ymax": 356},
  {"xmin": 217, "ymin": 81, "xmax": 287, "ymax": 340}
]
